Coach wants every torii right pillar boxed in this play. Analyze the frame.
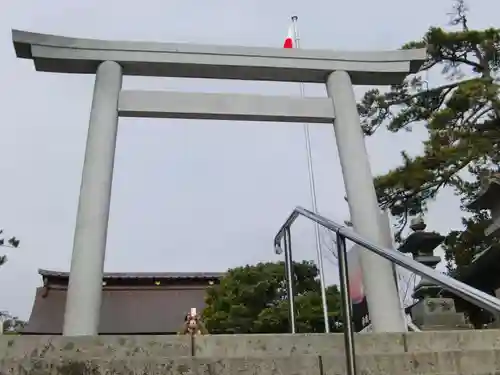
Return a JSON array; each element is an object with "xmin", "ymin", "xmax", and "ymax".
[{"xmin": 327, "ymin": 71, "xmax": 407, "ymax": 332}]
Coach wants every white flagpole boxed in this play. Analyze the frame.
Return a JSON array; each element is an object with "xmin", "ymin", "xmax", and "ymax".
[{"xmin": 291, "ymin": 15, "xmax": 330, "ymax": 333}]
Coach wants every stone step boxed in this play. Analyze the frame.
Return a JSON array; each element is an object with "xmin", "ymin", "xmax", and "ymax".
[
  {"xmin": 0, "ymin": 335, "xmax": 192, "ymax": 359},
  {"xmin": 1, "ymin": 351, "xmax": 499, "ymax": 375},
  {"xmin": 193, "ymin": 330, "xmax": 500, "ymax": 356}
]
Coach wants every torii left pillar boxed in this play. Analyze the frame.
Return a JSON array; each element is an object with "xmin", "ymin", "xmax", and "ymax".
[{"xmin": 63, "ymin": 61, "xmax": 123, "ymax": 336}]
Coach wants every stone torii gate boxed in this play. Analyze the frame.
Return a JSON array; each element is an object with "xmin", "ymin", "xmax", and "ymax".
[{"xmin": 12, "ymin": 29, "xmax": 426, "ymax": 336}]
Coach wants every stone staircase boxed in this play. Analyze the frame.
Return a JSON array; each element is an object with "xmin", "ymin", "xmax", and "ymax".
[{"xmin": 1, "ymin": 330, "xmax": 500, "ymax": 375}]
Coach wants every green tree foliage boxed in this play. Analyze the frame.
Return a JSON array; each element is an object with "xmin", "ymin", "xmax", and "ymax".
[
  {"xmin": 202, "ymin": 261, "xmax": 342, "ymax": 334},
  {"xmin": 357, "ymin": 0, "xmax": 500, "ymax": 275}
]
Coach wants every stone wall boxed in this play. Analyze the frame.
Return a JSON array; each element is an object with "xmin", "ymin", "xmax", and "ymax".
[{"xmin": 2, "ymin": 331, "xmax": 500, "ymax": 374}]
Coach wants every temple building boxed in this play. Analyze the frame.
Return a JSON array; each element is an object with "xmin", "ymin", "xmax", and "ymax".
[{"xmin": 24, "ymin": 269, "xmax": 223, "ymax": 335}]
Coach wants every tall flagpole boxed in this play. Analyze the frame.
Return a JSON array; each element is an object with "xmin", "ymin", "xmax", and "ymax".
[{"xmin": 291, "ymin": 15, "xmax": 330, "ymax": 333}]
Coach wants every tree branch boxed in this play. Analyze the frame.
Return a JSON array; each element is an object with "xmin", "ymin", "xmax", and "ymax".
[{"xmin": 389, "ymin": 77, "xmax": 489, "ymax": 106}]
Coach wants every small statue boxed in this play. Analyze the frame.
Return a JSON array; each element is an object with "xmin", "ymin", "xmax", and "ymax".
[{"xmin": 178, "ymin": 308, "xmax": 208, "ymax": 335}]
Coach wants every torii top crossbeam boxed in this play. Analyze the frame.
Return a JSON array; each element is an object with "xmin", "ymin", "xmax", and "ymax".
[{"xmin": 12, "ymin": 29, "xmax": 426, "ymax": 86}]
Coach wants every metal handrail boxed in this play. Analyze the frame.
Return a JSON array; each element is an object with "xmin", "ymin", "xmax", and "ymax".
[
  {"xmin": 274, "ymin": 206, "xmax": 500, "ymax": 314},
  {"xmin": 274, "ymin": 206, "xmax": 500, "ymax": 375}
]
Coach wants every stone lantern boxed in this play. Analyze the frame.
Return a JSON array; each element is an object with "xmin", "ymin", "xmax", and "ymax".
[{"xmin": 398, "ymin": 217, "xmax": 470, "ymax": 330}]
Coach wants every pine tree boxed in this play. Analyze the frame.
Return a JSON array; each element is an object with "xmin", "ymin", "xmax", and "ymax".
[{"xmin": 358, "ymin": 0, "xmax": 500, "ymax": 275}]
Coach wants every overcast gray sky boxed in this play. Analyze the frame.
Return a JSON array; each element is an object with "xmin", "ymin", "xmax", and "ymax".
[{"xmin": 0, "ymin": 0, "xmax": 497, "ymax": 319}]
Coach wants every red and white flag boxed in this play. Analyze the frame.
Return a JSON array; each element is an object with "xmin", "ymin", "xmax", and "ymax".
[{"xmin": 283, "ymin": 24, "xmax": 295, "ymax": 49}]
